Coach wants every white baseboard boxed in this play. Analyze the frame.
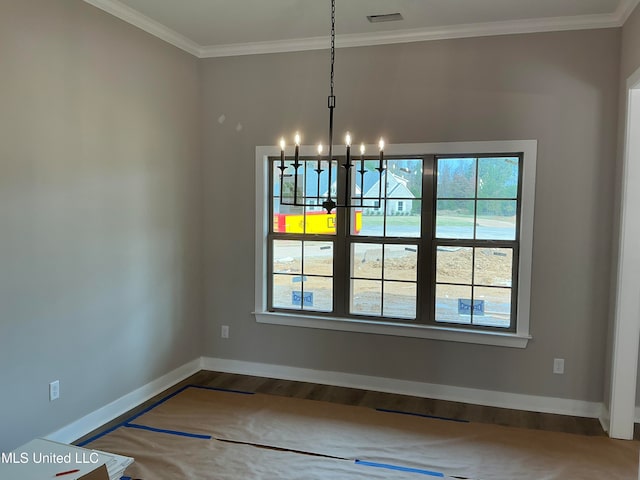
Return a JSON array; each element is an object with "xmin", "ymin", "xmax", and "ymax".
[
  {"xmin": 45, "ymin": 357, "xmax": 203, "ymax": 444},
  {"xmin": 600, "ymin": 405, "xmax": 640, "ymax": 436},
  {"xmin": 600, "ymin": 405, "xmax": 611, "ymax": 433},
  {"xmin": 202, "ymin": 357, "xmax": 604, "ymax": 419},
  {"xmin": 44, "ymin": 355, "xmax": 623, "ymax": 446}
]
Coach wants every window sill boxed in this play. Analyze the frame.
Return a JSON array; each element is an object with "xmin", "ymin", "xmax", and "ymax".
[{"xmin": 254, "ymin": 311, "xmax": 531, "ymax": 348}]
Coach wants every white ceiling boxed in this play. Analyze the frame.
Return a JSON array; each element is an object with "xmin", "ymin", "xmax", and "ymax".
[{"xmin": 84, "ymin": 0, "xmax": 639, "ymax": 57}]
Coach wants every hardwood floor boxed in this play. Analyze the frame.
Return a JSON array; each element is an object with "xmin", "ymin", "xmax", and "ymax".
[{"xmin": 75, "ymin": 370, "xmax": 611, "ymax": 447}]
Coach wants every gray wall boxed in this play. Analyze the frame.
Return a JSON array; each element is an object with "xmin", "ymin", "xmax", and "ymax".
[
  {"xmin": 202, "ymin": 29, "xmax": 620, "ymax": 403},
  {"xmin": 0, "ymin": 1, "xmax": 631, "ymax": 453},
  {"xmin": 0, "ymin": 1, "xmax": 203, "ymax": 451},
  {"xmin": 618, "ymin": 5, "xmax": 640, "ymax": 405}
]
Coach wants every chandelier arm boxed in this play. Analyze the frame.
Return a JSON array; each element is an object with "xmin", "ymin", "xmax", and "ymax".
[
  {"xmin": 358, "ymin": 156, "xmax": 366, "ymax": 207},
  {"xmin": 316, "ymin": 165, "xmax": 321, "ymax": 207},
  {"xmin": 293, "ymin": 143, "xmax": 300, "ymax": 205}
]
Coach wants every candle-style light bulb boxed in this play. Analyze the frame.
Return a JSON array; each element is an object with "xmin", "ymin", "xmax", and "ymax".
[
  {"xmin": 316, "ymin": 144, "xmax": 323, "ymax": 171},
  {"xmin": 293, "ymin": 132, "xmax": 300, "ymax": 169},
  {"xmin": 360, "ymin": 143, "xmax": 365, "ymax": 155},
  {"xmin": 345, "ymin": 133, "xmax": 352, "ymax": 168},
  {"xmin": 292, "ymin": 133, "xmax": 301, "ymax": 205},
  {"xmin": 378, "ymin": 138, "xmax": 385, "ymax": 173},
  {"xmin": 279, "ymin": 137, "xmax": 286, "ymax": 170}
]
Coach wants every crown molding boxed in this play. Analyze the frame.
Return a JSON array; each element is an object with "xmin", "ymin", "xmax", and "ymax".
[
  {"xmin": 198, "ymin": 36, "xmax": 328, "ymax": 58},
  {"xmin": 82, "ymin": 0, "xmax": 201, "ymax": 57},
  {"xmin": 616, "ymin": 0, "xmax": 640, "ymax": 24},
  {"xmin": 83, "ymin": 0, "xmax": 637, "ymax": 59},
  {"xmin": 199, "ymin": 13, "xmax": 622, "ymax": 58}
]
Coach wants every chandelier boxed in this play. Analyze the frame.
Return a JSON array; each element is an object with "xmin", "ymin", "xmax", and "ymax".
[{"xmin": 278, "ymin": 0, "xmax": 385, "ymax": 214}]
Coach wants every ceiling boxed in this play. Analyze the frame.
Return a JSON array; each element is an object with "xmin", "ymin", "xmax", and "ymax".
[{"xmin": 84, "ymin": 0, "xmax": 639, "ymax": 57}]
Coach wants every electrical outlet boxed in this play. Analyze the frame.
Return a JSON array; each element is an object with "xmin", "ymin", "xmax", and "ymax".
[
  {"xmin": 553, "ymin": 358, "xmax": 565, "ymax": 375},
  {"xmin": 49, "ymin": 380, "xmax": 60, "ymax": 401},
  {"xmin": 221, "ymin": 325, "xmax": 229, "ymax": 339}
]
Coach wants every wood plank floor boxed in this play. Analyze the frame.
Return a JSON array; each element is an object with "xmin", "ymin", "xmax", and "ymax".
[{"xmin": 75, "ymin": 370, "xmax": 613, "ymax": 447}]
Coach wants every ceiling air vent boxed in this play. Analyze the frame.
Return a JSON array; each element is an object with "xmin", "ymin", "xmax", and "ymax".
[{"xmin": 367, "ymin": 13, "xmax": 404, "ymax": 23}]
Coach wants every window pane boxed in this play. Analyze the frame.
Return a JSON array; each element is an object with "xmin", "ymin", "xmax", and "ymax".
[
  {"xmin": 436, "ymin": 200, "xmax": 475, "ymax": 239},
  {"xmin": 351, "ymin": 279, "xmax": 381, "ymax": 316},
  {"xmin": 301, "ymin": 160, "xmax": 321, "ymax": 201},
  {"xmin": 301, "ymin": 211, "xmax": 335, "ymax": 235},
  {"xmin": 272, "ymin": 274, "xmax": 299, "ymax": 310},
  {"xmin": 357, "ymin": 201, "xmax": 385, "ymax": 236},
  {"xmin": 272, "ymin": 197, "xmax": 282, "ymax": 232},
  {"xmin": 272, "ymin": 160, "xmax": 291, "ymax": 198},
  {"xmin": 385, "ymin": 159, "xmax": 422, "ymax": 198},
  {"xmin": 274, "ymin": 201, "xmax": 338, "ymax": 235},
  {"xmin": 273, "ymin": 197, "xmax": 304, "ymax": 233},
  {"xmin": 272, "ymin": 160, "xmax": 338, "ymax": 235},
  {"xmin": 435, "ymin": 284, "xmax": 472, "ymax": 325},
  {"xmin": 324, "ymin": 161, "xmax": 338, "ymax": 199},
  {"xmin": 303, "ymin": 276, "xmax": 333, "ymax": 312},
  {"xmin": 437, "ymin": 158, "xmax": 476, "ymax": 198},
  {"xmin": 436, "ymin": 246, "xmax": 472, "ymax": 284},
  {"xmin": 303, "ymin": 241, "xmax": 333, "ymax": 276},
  {"xmin": 474, "ymin": 248, "xmax": 513, "ymax": 287},
  {"xmin": 351, "ymin": 243, "xmax": 382, "ymax": 279},
  {"xmin": 273, "ymin": 240, "xmax": 301, "ymax": 274},
  {"xmin": 476, "ymin": 200, "xmax": 517, "ymax": 240},
  {"xmin": 352, "ymin": 160, "xmax": 384, "ymax": 207},
  {"xmin": 350, "ymin": 209, "xmax": 364, "ymax": 235},
  {"xmin": 473, "ymin": 286, "xmax": 511, "ymax": 328},
  {"xmin": 383, "ymin": 282, "xmax": 417, "ymax": 319},
  {"xmin": 384, "ymin": 245, "xmax": 417, "ymax": 281},
  {"xmin": 478, "ymin": 157, "xmax": 519, "ymax": 199},
  {"xmin": 280, "ymin": 168, "xmax": 304, "ymax": 205},
  {"xmin": 386, "ymin": 202, "xmax": 420, "ymax": 238}
]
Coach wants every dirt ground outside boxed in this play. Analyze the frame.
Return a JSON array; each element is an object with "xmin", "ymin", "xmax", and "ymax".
[{"xmin": 273, "ymin": 241, "xmax": 513, "ymax": 327}]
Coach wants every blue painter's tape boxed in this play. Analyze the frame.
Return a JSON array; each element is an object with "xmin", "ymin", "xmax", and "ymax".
[
  {"xmin": 76, "ymin": 423, "xmax": 125, "ymax": 447},
  {"xmin": 355, "ymin": 459, "xmax": 445, "ymax": 477},
  {"xmin": 77, "ymin": 384, "xmax": 253, "ymax": 446},
  {"xmin": 77, "ymin": 386, "xmax": 192, "ymax": 446},
  {"xmin": 123, "ymin": 385, "xmax": 192, "ymax": 425},
  {"xmin": 125, "ymin": 423, "xmax": 212, "ymax": 440},
  {"xmin": 376, "ymin": 408, "xmax": 470, "ymax": 423}
]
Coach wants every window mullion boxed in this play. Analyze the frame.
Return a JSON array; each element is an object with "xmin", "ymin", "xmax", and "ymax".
[
  {"xmin": 334, "ymin": 156, "xmax": 348, "ymax": 317},
  {"xmin": 420, "ymin": 155, "xmax": 435, "ymax": 326}
]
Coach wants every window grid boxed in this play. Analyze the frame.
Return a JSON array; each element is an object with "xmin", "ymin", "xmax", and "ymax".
[
  {"xmin": 431, "ymin": 154, "xmax": 522, "ymax": 331},
  {"xmin": 268, "ymin": 153, "xmax": 522, "ymax": 332},
  {"xmin": 349, "ymin": 242, "xmax": 420, "ymax": 320}
]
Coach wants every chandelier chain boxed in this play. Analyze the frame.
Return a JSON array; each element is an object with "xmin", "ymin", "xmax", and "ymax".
[{"xmin": 330, "ymin": 0, "xmax": 335, "ymax": 97}]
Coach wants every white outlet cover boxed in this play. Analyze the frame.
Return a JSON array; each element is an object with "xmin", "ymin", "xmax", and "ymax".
[
  {"xmin": 49, "ymin": 380, "xmax": 60, "ymax": 401},
  {"xmin": 553, "ymin": 358, "xmax": 565, "ymax": 374}
]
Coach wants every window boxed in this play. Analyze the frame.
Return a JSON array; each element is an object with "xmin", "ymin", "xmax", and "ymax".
[
  {"xmin": 255, "ymin": 141, "xmax": 536, "ymax": 348},
  {"xmin": 433, "ymin": 156, "xmax": 520, "ymax": 329}
]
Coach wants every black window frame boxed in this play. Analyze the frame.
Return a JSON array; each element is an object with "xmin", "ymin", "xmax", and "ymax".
[{"xmin": 267, "ymin": 152, "xmax": 523, "ymax": 333}]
